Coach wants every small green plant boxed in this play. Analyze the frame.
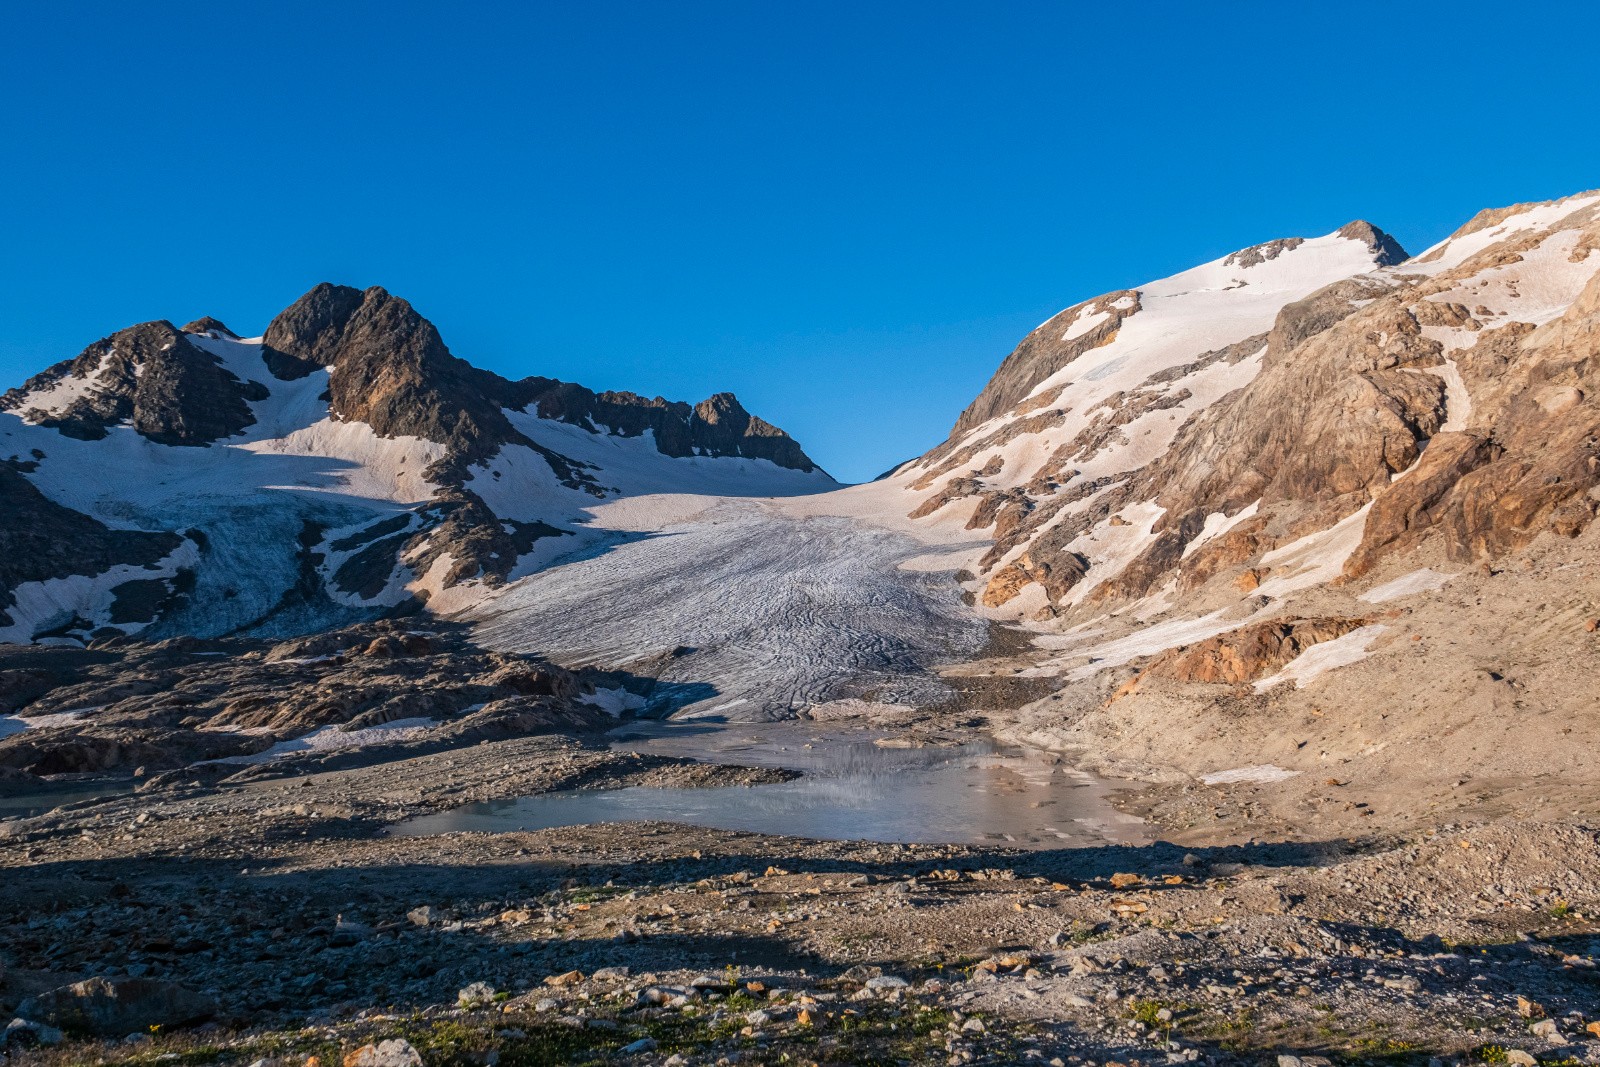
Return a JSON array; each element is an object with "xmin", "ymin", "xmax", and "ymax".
[
  {"xmin": 1477, "ymin": 1045, "xmax": 1509, "ymax": 1064},
  {"xmin": 1129, "ymin": 1000, "xmax": 1171, "ymax": 1028}
]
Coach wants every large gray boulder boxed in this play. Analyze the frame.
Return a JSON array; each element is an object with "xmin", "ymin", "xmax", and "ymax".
[{"xmin": 17, "ymin": 976, "xmax": 217, "ymax": 1035}]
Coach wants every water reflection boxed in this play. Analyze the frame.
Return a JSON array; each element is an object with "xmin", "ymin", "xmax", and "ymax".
[
  {"xmin": 395, "ymin": 723, "xmax": 1146, "ymax": 848},
  {"xmin": 0, "ymin": 780, "xmax": 134, "ymax": 819}
]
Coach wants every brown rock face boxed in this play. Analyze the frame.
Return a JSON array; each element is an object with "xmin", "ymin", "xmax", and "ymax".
[
  {"xmin": 263, "ymin": 283, "xmax": 821, "ymax": 477},
  {"xmin": 1140, "ymin": 617, "xmax": 1371, "ymax": 685},
  {"xmin": 179, "ymin": 316, "xmax": 237, "ymax": 338},
  {"xmin": 1436, "ymin": 269, "xmax": 1600, "ymax": 561},
  {"xmin": 1344, "ymin": 432, "xmax": 1500, "ymax": 578},
  {"xmin": 944, "ymin": 289, "xmax": 1142, "ymax": 444},
  {"xmin": 981, "ymin": 550, "xmax": 1088, "ymax": 607}
]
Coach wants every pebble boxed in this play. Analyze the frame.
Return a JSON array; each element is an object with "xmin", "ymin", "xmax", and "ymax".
[{"xmin": 1531, "ymin": 1018, "xmax": 1562, "ymax": 1041}]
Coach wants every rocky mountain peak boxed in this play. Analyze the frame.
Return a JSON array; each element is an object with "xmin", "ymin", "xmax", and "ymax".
[
  {"xmin": 689, "ymin": 392, "xmax": 815, "ymax": 471},
  {"xmin": 1335, "ymin": 220, "xmax": 1409, "ymax": 266},
  {"xmin": 179, "ymin": 317, "xmax": 237, "ymax": 339},
  {"xmin": 1, "ymin": 320, "xmax": 264, "ymax": 447},
  {"xmin": 692, "ymin": 391, "xmax": 748, "ymax": 425},
  {"xmin": 260, "ymin": 282, "xmax": 822, "ymax": 476},
  {"xmin": 261, "ymin": 282, "xmax": 371, "ymax": 370},
  {"xmin": 897, "ymin": 188, "xmax": 1600, "ymax": 628}
]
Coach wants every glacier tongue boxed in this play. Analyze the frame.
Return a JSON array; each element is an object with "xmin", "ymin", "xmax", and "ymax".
[{"xmin": 466, "ymin": 495, "xmax": 986, "ymax": 720}]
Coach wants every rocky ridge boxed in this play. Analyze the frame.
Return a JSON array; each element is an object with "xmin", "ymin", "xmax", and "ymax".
[{"xmin": 0, "ymin": 285, "xmax": 830, "ymax": 645}]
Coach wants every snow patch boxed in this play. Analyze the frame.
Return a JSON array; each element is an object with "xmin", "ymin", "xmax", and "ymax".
[
  {"xmin": 1062, "ymin": 308, "xmax": 1110, "ymax": 341},
  {"xmin": 1199, "ymin": 764, "xmax": 1301, "ymax": 786},
  {"xmin": 1359, "ymin": 569, "xmax": 1455, "ymax": 603},
  {"xmin": 1182, "ymin": 501, "xmax": 1260, "ymax": 559},
  {"xmin": 0, "ymin": 709, "xmax": 92, "ymax": 738},
  {"xmin": 12, "ymin": 353, "xmax": 113, "ymax": 420},
  {"xmin": 0, "ymin": 540, "xmax": 201, "ymax": 643},
  {"xmin": 1254, "ymin": 505, "xmax": 1371, "ymax": 600},
  {"xmin": 240, "ymin": 419, "xmax": 444, "ymax": 504},
  {"xmin": 1254, "ymin": 624, "xmax": 1388, "ymax": 692},
  {"xmin": 580, "ymin": 687, "xmax": 648, "ymax": 717},
  {"xmin": 1027, "ymin": 609, "xmax": 1246, "ymax": 680},
  {"xmin": 207, "ymin": 717, "xmax": 439, "ymax": 765}
]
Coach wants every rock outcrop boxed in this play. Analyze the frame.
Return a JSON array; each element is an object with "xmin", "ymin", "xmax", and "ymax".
[
  {"xmin": 0, "ymin": 620, "xmax": 612, "ymax": 778},
  {"xmin": 17, "ymin": 977, "xmax": 218, "ymax": 1036},
  {"xmin": 1, "ymin": 320, "xmax": 266, "ymax": 446},
  {"xmin": 1136, "ymin": 617, "xmax": 1372, "ymax": 686},
  {"xmin": 0, "ymin": 465, "xmax": 185, "ymax": 632}
]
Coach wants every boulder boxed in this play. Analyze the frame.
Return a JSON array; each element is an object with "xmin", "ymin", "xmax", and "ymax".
[
  {"xmin": 343, "ymin": 1039, "xmax": 423, "ymax": 1067},
  {"xmin": 17, "ymin": 976, "xmax": 217, "ymax": 1035}
]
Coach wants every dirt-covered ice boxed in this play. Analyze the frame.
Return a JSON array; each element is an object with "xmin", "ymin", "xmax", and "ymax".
[{"xmin": 466, "ymin": 496, "xmax": 987, "ymax": 719}]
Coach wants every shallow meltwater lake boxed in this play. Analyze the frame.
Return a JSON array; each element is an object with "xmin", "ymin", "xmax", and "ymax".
[{"xmin": 394, "ymin": 723, "xmax": 1147, "ymax": 848}]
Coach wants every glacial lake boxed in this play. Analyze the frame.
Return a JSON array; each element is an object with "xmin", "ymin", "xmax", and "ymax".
[{"xmin": 393, "ymin": 722, "xmax": 1147, "ymax": 848}]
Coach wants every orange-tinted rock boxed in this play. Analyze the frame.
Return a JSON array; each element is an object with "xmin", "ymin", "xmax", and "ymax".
[
  {"xmin": 1345, "ymin": 432, "xmax": 1501, "ymax": 579},
  {"xmin": 1140, "ymin": 618, "xmax": 1371, "ymax": 685}
]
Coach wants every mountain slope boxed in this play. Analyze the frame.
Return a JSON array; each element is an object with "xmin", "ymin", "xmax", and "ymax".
[
  {"xmin": 886, "ymin": 193, "xmax": 1600, "ymax": 629},
  {"xmin": 852, "ymin": 189, "xmax": 1600, "ymax": 826},
  {"xmin": 0, "ymin": 285, "xmax": 832, "ymax": 644}
]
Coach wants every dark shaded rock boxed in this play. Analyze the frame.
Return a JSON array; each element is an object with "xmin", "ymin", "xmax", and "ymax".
[
  {"xmin": 1335, "ymin": 220, "xmax": 1409, "ymax": 267},
  {"xmin": 0, "ymin": 669, "xmax": 56, "ymax": 714},
  {"xmin": 0, "ymin": 466, "xmax": 183, "ymax": 632},
  {"xmin": 486, "ymin": 662, "xmax": 577, "ymax": 699},
  {"xmin": 17, "ymin": 976, "xmax": 218, "ymax": 1035},
  {"xmin": 1, "ymin": 320, "xmax": 261, "ymax": 446}
]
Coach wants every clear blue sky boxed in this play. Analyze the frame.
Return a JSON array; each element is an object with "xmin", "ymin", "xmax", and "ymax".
[{"xmin": 3, "ymin": 2, "xmax": 1597, "ymax": 482}]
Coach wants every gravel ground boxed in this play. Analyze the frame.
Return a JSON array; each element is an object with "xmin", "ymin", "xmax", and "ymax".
[{"xmin": 2, "ymin": 730, "xmax": 1598, "ymax": 1067}]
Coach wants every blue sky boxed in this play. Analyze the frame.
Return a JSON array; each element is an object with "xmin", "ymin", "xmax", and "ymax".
[{"xmin": 3, "ymin": 2, "xmax": 1598, "ymax": 482}]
